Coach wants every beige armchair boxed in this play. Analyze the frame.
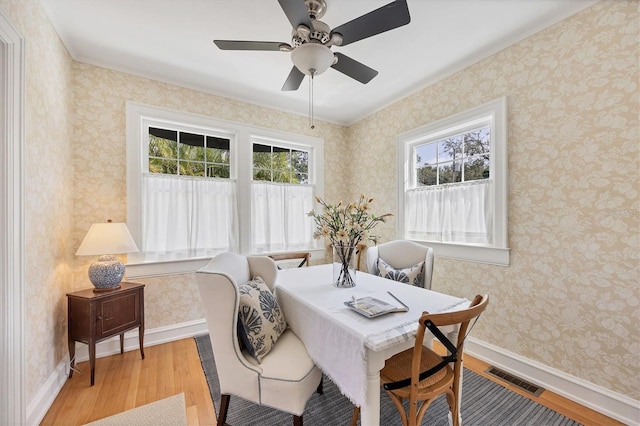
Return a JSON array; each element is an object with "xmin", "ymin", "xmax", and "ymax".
[
  {"xmin": 196, "ymin": 252, "xmax": 323, "ymax": 426},
  {"xmin": 366, "ymin": 240, "xmax": 435, "ymax": 289}
]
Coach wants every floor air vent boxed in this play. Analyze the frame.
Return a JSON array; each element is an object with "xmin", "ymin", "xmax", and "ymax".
[{"xmin": 485, "ymin": 366, "xmax": 544, "ymax": 397}]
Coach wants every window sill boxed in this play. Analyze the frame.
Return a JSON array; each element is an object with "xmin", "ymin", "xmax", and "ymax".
[
  {"xmin": 414, "ymin": 241, "xmax": 510, "ymax": 266},
  {"xmin": 125, "ymin": 248, "xmax": 327, "ymax": 279}
]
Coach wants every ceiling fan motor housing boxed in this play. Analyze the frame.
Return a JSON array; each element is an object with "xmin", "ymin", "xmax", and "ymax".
[
  {"xmin": 291, "ymin": 18, "xmax": 331, "ymax": 46},
  {"xmin": 305, "ymin": 0, "xmax": 327, "ymax": 20}
]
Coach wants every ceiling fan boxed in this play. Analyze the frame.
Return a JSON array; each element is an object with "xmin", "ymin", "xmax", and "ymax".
[{"xmin": 213, "ymin": 0, "xmax": 411, "ymax": 92}]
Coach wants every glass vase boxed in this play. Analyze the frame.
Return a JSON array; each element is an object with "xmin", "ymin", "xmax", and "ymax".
[{"xmin": 332, "ymin": 244, "xmax": 357, "ymax": 288}]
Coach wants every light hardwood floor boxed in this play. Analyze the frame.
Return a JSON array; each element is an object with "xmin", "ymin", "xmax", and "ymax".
[{"xmin": 40, "ymin": 338, "xmax": 623, "ymax": 426}]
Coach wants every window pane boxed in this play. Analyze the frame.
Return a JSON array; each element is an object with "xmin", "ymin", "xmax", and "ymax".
[
  {"xmin": 438, "ymin": 161, "xmax": 462, "ymax": 184},
  {"xmin": 180, "ymin": 144, "xmax": 205, "ymax": 161},
  {"xmin": 149, "ymin": 158, "xmax": 177, "ymax": 174},
  {"xmin": 149, "ymin": 135, "xmax": 177, "ymax": 159},
  {"xmin": 253, "ymin": 151, "xmax": 271, "ymax": 169},
  {"xmin": 180, "ymin": 161, "xmax": 205, "ymax": 176},
  {"xmin": 206, "ymin": 146, "xmax": 229, "ymax": 164},
  {"xmin": 207, "ymin": 164, "xmax": 230, "ymax": 178},
  {"xmin": 149, "ymin": 127, "xmax": 177, "ymax": 142},
  {"xmin": 464, "ymin": 128, "xmax": 490, "ymax": 156},
  {"xmin": 294, "ymin": 171, "xmax": 309, "ymax": 184},
  {"xmin": 438, "ymin": 136, "xmax": 463, "ymax": 161},
  {"xmin": 253, "ymin": 168, "xmax": 271, "ymax": 181},
  {"xmin": 464, "ymin": 156, "xmax": 490, "ymax": 181},
  {"xmin": 273, "ymin": 148, "xmax": 292, "ymax": 182},
  {"xmin": 415, "ymin": 143, "xmax": 437, "ymax": 167},
  {"xmin": 206, "ymin": 136, "xmax": 230, "ymax": 152},
  {"xmin": 273, "ymin": 169, "xmax": 291, "ymax": 183},
  {"xmin": 290, "ymin": 150, "xmax": 308, "ymax": 176},
  {"xmin": 180, "ymin": 132, "xmax": 204, "ymax": 148},
  {"xmin": 252, "ymin": 143, "xmax": 310, "ymax": 184},
  {"xmin": 417, "ymin": 165, "xmax": 437, "ymax": 186}
]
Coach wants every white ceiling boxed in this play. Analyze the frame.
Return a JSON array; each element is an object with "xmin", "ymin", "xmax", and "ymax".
[{"xmin": 43, "ymin": 0, "xmax": 597, "ymax": 126}]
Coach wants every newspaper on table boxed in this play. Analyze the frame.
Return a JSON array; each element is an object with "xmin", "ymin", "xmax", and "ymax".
[{"xmin": 344, "ymin": 296, "xmax": 408, "ymax": 318}]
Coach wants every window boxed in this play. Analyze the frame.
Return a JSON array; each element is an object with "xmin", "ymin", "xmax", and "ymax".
[
  {"xmin": 148, "ymin": 127, "xmax": 231, "ymax": 178},
  {"xmin": 126, "ymin": 103, "xmax": 324, "ymax": 276},
  {"xmin": 252, "ymin": 143, "xmax": 308, "ymax": 183},
  {"xmin": 250, "ymin": 138, "xmax": 316, "ymax": 253},
  {"xmin": 398, "ymin": 97, "xmax": 509, "ymax": 265},
  {"xmin": 141, "ymin": 125, "xmax": 237, "ymax": 259}
]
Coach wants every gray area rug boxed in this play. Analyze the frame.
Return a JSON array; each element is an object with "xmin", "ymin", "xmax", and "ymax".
[{"xmin": 195, "ymin": 334, "xmax": 581, "ymax": 426}]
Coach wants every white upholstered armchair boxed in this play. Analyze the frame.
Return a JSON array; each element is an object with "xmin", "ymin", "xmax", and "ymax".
[
  {"xmin": 366, "ymin": 240, "xmax": 435, "ymax": 289},
  {"xmin": 196, "ymin": 252, "xmax": 323, "ymax": 426}
]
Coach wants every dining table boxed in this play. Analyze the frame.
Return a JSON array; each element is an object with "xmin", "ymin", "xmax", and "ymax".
[{"xmin": 275, "ymin": 263, "xmax": 470, "ymax": 426}]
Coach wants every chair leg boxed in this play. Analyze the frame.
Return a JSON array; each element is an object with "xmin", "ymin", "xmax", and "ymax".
[
  {"xmin": 293, "ymin": 414, "xmax": 303, "ymax": 426},
  {"xmin": 218, "ymin": 394, "xmax": 230, "ymax": 426},
  {"xmin": 316, "ymin": 377, "xmax": 324, "ymax": 395},
  {"xmin": 350, "ymin": 406, "xmax": 360, "ymax": 426}
]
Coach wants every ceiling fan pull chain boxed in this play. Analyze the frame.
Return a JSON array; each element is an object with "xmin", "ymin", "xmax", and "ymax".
[{"xmin": 309, "ymin": 68, "xmax": 316, "ymax": 129}]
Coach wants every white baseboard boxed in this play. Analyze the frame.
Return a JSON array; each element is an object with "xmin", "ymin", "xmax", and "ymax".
[
  {"xmin": 26, "ymin": 319, "xmax": 208, "ymax": 426},
  {"xmin": 27, "ymin": 322, "xmax": 639, "ymax": 426},
  {"xmin": 466, "ymin": 337, "xmax": 640, "ymax": 426}
]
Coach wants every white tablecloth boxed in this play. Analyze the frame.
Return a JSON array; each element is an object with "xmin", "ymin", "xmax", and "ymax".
[{"xmin": 275, "ymin": 264, "xmax": 469, "ymax": 406}]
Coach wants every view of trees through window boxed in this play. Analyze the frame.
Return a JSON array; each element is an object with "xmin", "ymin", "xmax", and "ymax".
[
  {"xmin": 148, "ymin": 127, "xmax": 230, "ymax": 178},
  {"xmin": 253, "ymin": 143, "xmax": 309, "ymax": 184},
  {"xmin": 415, "ymin": 127, "xmax": 490, "ymax": 186}
]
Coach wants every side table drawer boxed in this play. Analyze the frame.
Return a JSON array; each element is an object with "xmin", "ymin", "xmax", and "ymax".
[{"xmin": 96, "ymin": 289, "xmax": 141, "ymax": 339}]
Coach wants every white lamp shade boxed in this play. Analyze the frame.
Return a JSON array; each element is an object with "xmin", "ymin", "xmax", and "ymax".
[
  {"xmin": 76, "ymin": 222, "xmax": 139, "ymax": 256},
  {"xmin": 291, "ymin": 43, "xmax": 334, "ymax": 76}
]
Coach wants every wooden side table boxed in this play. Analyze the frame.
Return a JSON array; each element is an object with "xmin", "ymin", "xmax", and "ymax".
[{"xmin": 67, "ymin": 282, "xmax": 145, "ymax": 386}]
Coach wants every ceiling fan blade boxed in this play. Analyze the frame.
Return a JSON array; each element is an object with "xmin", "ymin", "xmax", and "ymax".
[
  {"xmin": 214, "ymin": 40, "xmax": 285, "ymax": 51},
  {"xmin": 331, "ymin": 53, "xmax": 378, "ymax": 84},
  {"xmin": 282, "ymin": 66, "xmax": 306, "ymax": 91},
  {"xmin": 278, "ymin": 0, "xmax": 313, "ymax": 30},
  {"xmin": 331, "ymin": 0, "xmax": 410, "ymax": 47}
]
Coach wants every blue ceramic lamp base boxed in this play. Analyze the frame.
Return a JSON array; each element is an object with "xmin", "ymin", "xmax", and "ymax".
[{"xmin": 88, "ymin": 255, "xmax": 125, "ymax": 292}]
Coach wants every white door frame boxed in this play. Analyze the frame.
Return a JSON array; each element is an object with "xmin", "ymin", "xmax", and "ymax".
[{"xmin": 0, "ymin": 8, "xmax": 26, "ymax": 426}]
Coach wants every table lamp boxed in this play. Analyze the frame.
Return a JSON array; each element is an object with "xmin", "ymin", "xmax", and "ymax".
[{"xmin": 76, "ymin": 220, "xmax": 139, "ymax": 291}]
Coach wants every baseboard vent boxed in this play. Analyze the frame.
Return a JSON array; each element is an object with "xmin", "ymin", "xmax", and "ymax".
[{"xmin": 485, "ymin": 366, "xmax": 544, "ymax": 397}]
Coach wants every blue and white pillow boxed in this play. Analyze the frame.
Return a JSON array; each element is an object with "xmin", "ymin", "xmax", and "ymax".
[
  {"xmin": 237, "ymin": 276, "xmax": 287, "ymax": 363},
  {"xmin": 377, "ymin": 258, "xmax": 424, "ymax": 287}
]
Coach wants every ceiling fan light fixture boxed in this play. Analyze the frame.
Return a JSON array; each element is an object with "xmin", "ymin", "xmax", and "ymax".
[{"xmin": 291, "ymin": 42, "xmax": 334, "ymax": 76}]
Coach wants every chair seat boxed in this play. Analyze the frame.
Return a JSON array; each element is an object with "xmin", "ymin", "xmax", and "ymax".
[
  {"xmin": 245, "ymin": 328, "xmax": 322, "ymax": 416},
  {"xmin": 246, "ymin": 329, "xmax": 317, "ymax": 382},
  {"xmin": 381, "ymin": 346, "xmax": 454, "ymax": 399}
]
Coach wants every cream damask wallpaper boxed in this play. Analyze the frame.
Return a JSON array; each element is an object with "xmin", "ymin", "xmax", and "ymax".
[
  {"xmin": 348, "ymin": 0, "xmax": 638, "ymax": 399},
  {"xmin": 69, "ymin": 62, "xmax": 350, "ymax": 333},
  {"xmin": 2, "ymin": 0, "xmax": 637, "ymax": 414},
  {"xmin": 1, "ymin": 0, "xmax": 76, "ymax": 402}
]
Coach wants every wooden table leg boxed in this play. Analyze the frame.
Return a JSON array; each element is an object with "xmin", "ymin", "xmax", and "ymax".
[{"xmin": 119, "ymin": 333, "xmax": 124, "ymax": 354}]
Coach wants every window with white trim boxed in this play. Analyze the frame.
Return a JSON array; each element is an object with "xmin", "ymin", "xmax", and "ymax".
[
  {"xmin": 398, "ymin": 97, "xmax": 509, "ymax": 265},
  {"xmin": 126, "ymin": 103, "xmax": 323, "ymax": 275},
  {"xmin": 250, "ymin": 137, "xmax": 316, "ymax": 253}
]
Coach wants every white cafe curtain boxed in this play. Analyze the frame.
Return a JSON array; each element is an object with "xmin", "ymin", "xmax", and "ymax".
[
  {"xmin": 251, "ymin": 182, "xmax": 315, "ymax": 252},
  {"xmin": 142, "ymin": 173, "xmax": 238, "ymax": 254},
  {"xmin": 405, "ymin": 180, "xmax": 493, "ymax": 244}
]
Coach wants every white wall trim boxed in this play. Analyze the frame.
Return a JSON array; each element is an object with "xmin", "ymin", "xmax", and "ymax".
[
  {"xmin": 466, "ymin": 337, "xmax": 640, "ymax": 425},
  {"xmin": 28, "ymin": 318, "xmax": 639, "ymax": 425},
  {"xmin": 27, "ymin": 319, "xmax": 208, "ymax": 425},
  {"xmin": 0, "ymin": 8, "xmax": 26, "ymax": 426}
]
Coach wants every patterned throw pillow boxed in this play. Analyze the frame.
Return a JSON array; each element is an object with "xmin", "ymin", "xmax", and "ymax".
[
  {"xmin": 237, "ymin": 276, "xmax": 287, "ymax": 363},
  {"xmin": 377, "ymin": 258, "xmax": 424, "ymax": 287}
]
